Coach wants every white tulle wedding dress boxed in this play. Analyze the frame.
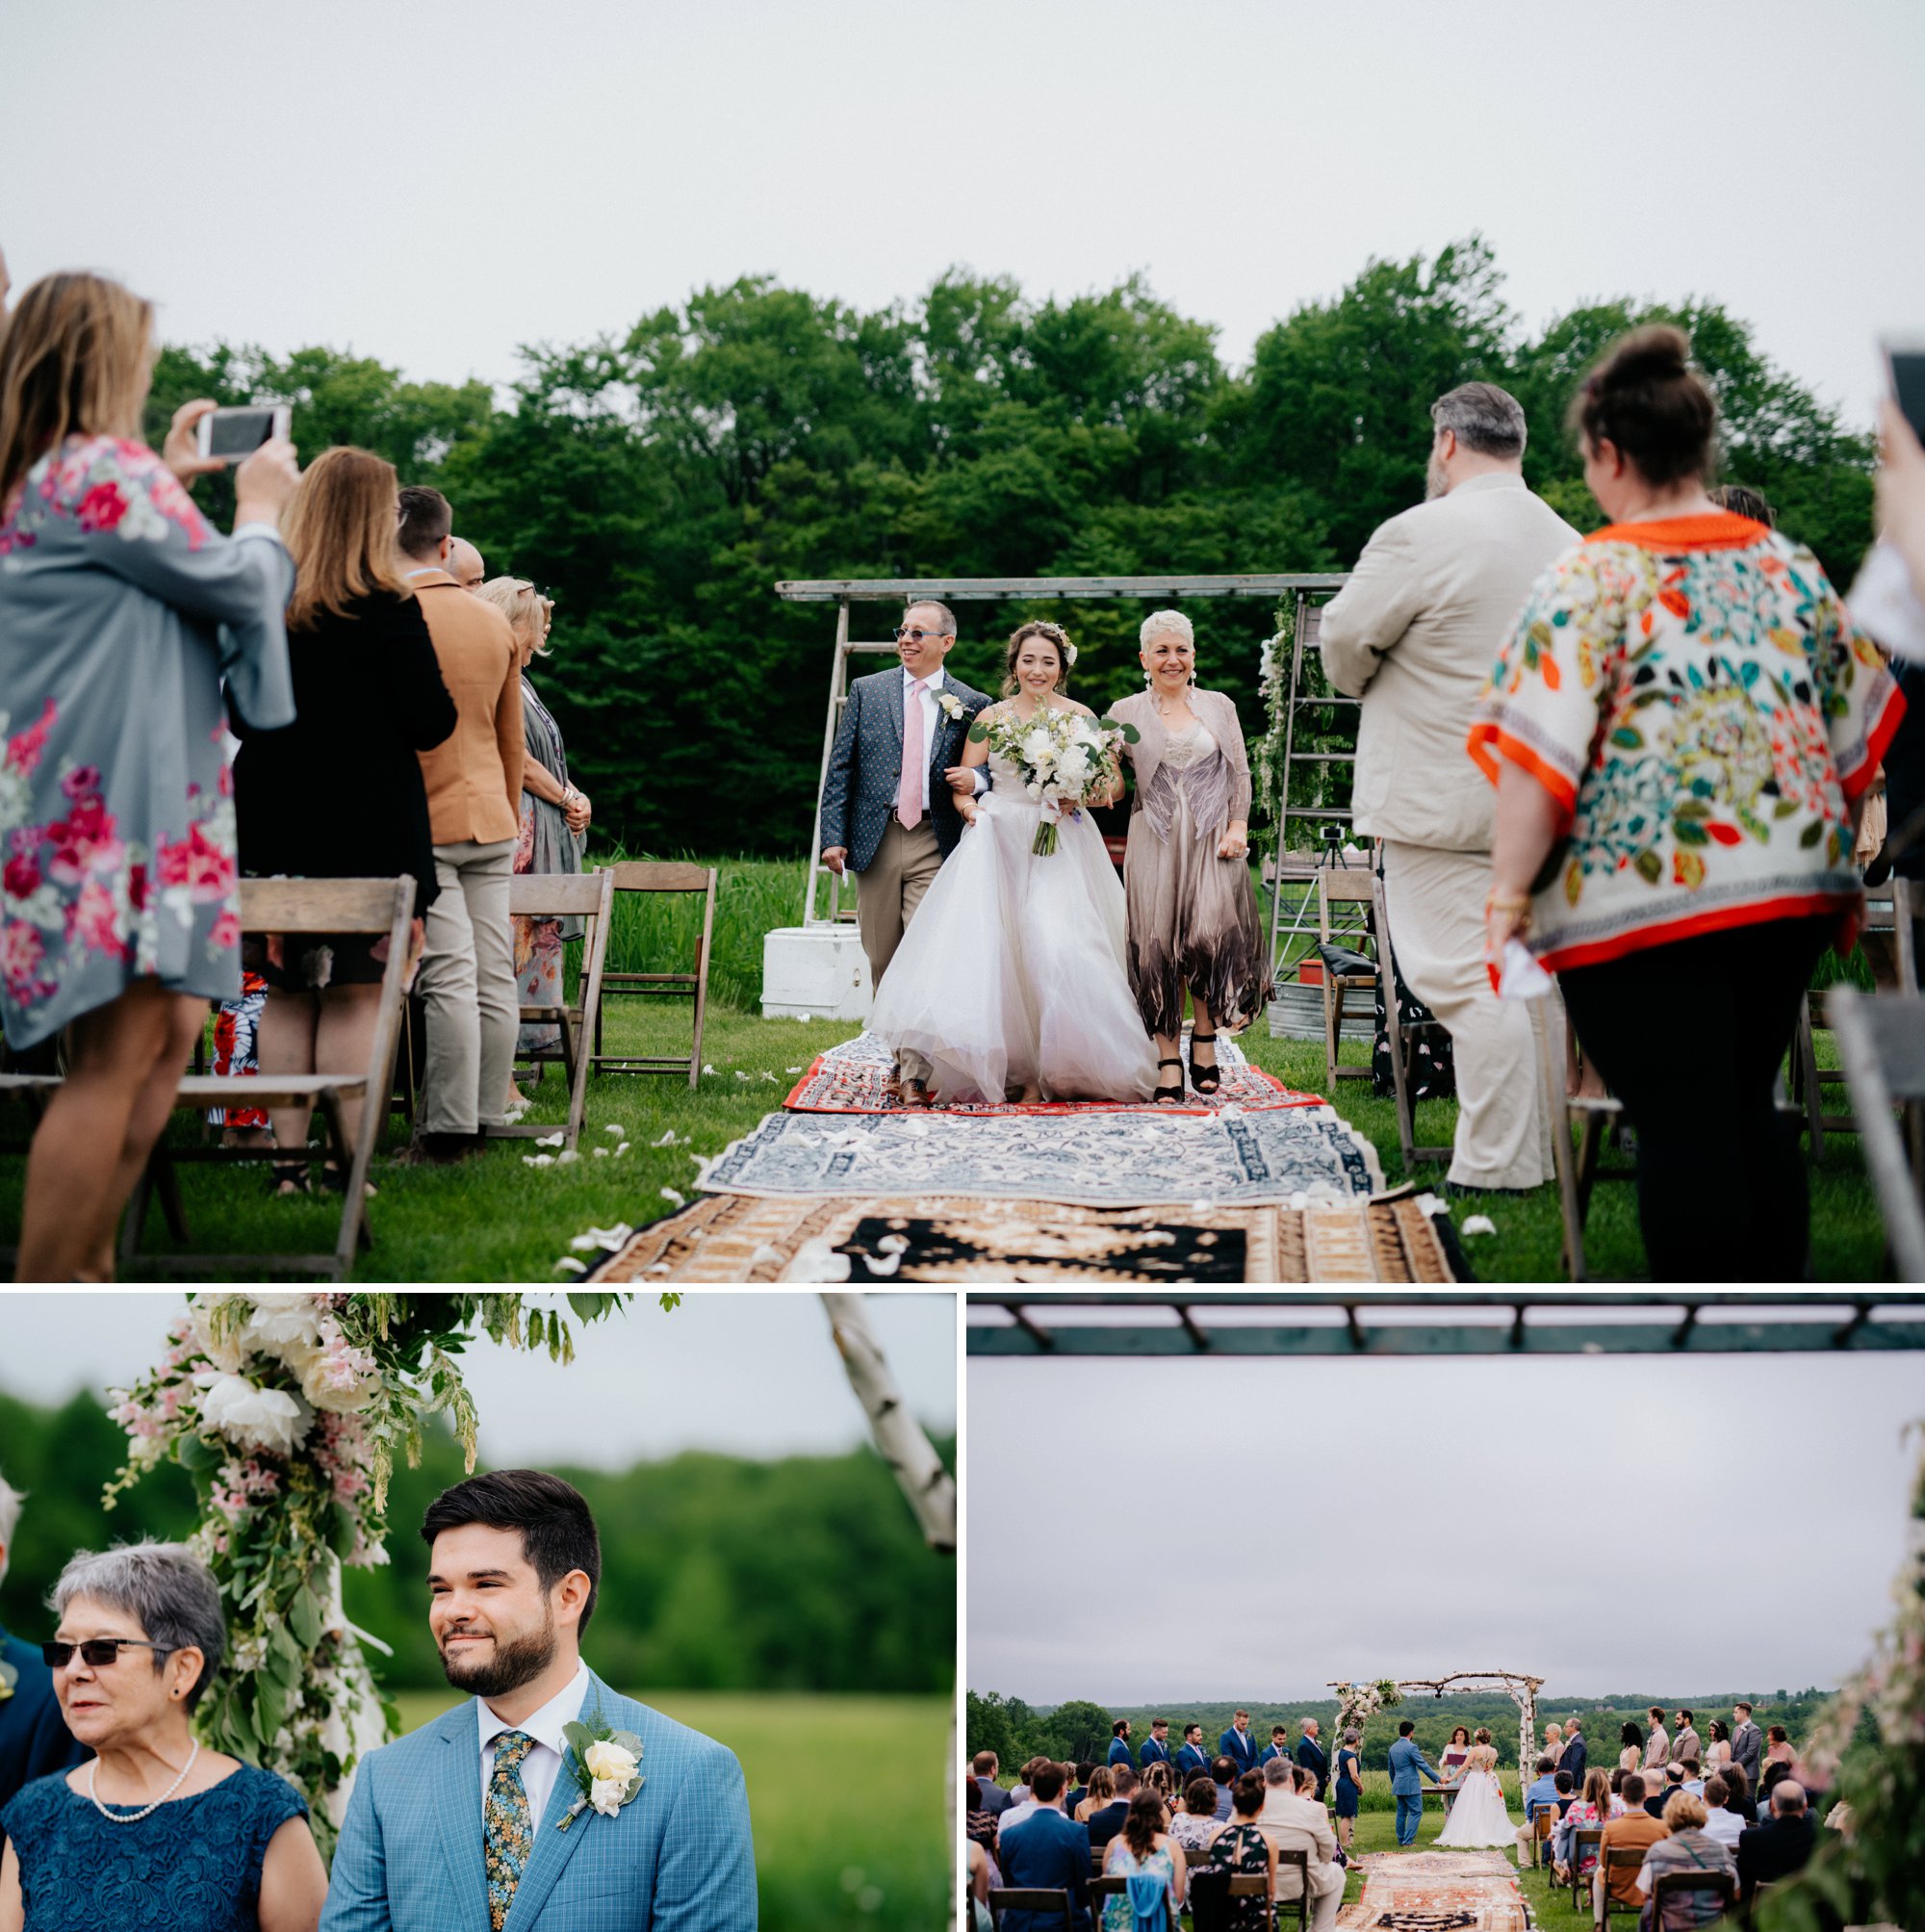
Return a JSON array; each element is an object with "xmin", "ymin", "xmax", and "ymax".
[
  {"xmin": 868, "ymin": 747, "xmax": 1159, "ymax": 1105},
  {"xmin": 1435, "ymin": 1749, "xmax": 1517, "ymax": 1849}
]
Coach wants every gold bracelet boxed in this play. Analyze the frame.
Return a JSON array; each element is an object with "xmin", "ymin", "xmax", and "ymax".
[{"xmin": 1485, "ymin": 891, "xmax": 1532, "ymax": 915}]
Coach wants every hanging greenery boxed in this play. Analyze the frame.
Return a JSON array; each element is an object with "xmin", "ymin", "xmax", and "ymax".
[
  {"xmin": 1250, "ymin": 593, "xmax": 1298, "ymax": 863},
  {"xmin": 102, "ymin": 1292, "xmax": 635, "ymax": 1855}
]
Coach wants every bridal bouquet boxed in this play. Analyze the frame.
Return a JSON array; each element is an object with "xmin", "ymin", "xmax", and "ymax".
[{"xmin": 968, "ymin": 707, "xmax": 1140, "ymax": 856}]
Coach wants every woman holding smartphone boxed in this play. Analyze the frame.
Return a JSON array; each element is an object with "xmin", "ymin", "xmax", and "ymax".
[{"xmin": 0, "ymin": 271, "xmax": 299, "ymax": 1279}]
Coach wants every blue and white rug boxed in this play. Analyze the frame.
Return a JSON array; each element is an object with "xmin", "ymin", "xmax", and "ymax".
[{"xmin": 698, "ymin": 1103, "xmax": 1382, "ymax": 1208}]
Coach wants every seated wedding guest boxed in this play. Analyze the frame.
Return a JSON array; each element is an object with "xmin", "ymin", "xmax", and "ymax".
[
  {"xmin": 1553, "ymin": 1767, "xmax": 1616, "ymax": 1887},
  {"xmin": 1619, "ymin": 1720, "xmax": 1646, "ymax": 1774},
  {"xmin": 1107, "ymin": 1718, "xmax": 1136, "ymax": 1769},
  {"xmin": 446, "ymin": 535, "xmax": 486, "ymax": 592},
  {"xmin": 1110, "ymin": 612, "xmax": 1270, "ymax": 1103},
  {"xmin": 1678, "ymin": 1758, "xmax": 1704, "ymax": 1797},
  {"xmin": 1211, "ymin": 1776, "xmax": 1274, "ymax": 1932},
  {"xmin": 1074, "ymin": 1764, "xmax": 1116, "ymax": 1826},
  {"xmin": 395, "ymin": 486, "xmax": 524, "ymax": 1164},
  {"xmin": 1704, "ymin": 1720, "xmax": 1732, "ymax": 1770},
  {"xmin": 1321, "ymin": 381, "xmax": 1578, "ymax": 1194},
  {"xmin": 1736, "ymin": 1779, "xmax": 1817, "ymax": 1904},
  {"xmin": 967, "ymin": 1766, "xmax": 999, "ymax": 1849},
  {"xmin": 1698, "ymin": 1776, "xmax": 1743, "ymax": 1852},
  {"xmin": 1594, "ymin": 1773, "xmax": 1666, "ymax": 1925},
  {"xmin": 1634, "ymin": 1791, "xmax": 1735, "ymax": 1928},
  {"xmin": 1211, "ymin": 1756, "xmax": 1238, "ymax": 1821},
  {"xmin": 972, "ymin": 1750, "xmax": 1013, "ymax": 1817},
  {"xmin": 1756, "ymin": 1760, "xmax": 1793, "ymax": 1816},
  {"xmin": 0, "ymin": 1541, "xmax": 326, "ymax": 1932},
  {"xmin": 1176, "ymin": 1724, "xmax": 1210, "ymax": 1775},
  {"xmin": 1516, "ymin": 1756, "xmax": 1561, "ymax": 1864},
  {"xmin": 0, "ymin": 272, "xmax": 298, "ymax": 1280},
  {"xmin": 0, "ymin": 1478, "xmax": 88, "ymax": 1840},
  {"xmin": 967, "ymin": 1838, "xmax": 994, "ymax": 1932},
  {"xmin": 1256, "ymin": 1762, "xmax": 1343, "ymax": 1932},
  {"xmin": 1296, "ymin": 1717, "xmax": 1329, "ymax": 1800},
  {"xmin": 996, "ymin": 1762, "xmax": 1091, "ymax": 1932},
  {"xmin": 1719, "ymin": 1761, "xmax": 1758, "ymax": 1827},
  {"xmin": 1473, "ymin": 325, "xmax": 1903, "ymax": 1281},
  {"xmin": 1645, "ymin": 1765, "xmax": 1687, "ymax": 1820},
  {"xmin": 1101, "ymin": 1790, "xmax": 1185, "ymax": 1932},
  {"xmin": 1711, "ymin": 483, "xmax": 1776, "ymax": 526},
  {"xmin": 1142, "ymin": 1762, "xmax": 1174, "ymax": 1804},
  {"xmin": 1332, "ymin": 1728, "xmax": 1364, "ymax": 1851},
  {"xmin": 1088, "ymin": 1765, "xmax": 1136, "ymax": 1851},
  {"xmin": 476, "ymin": 579, "xmax": 587, "ymax": 1102},
  {"xmin": 232, "ymin": 447, "xmax": 456, "ymax": 1197},
  {"xmin": 1169, "ymin": 1776, "xmax": 1223, "ymax": 1862},
  {"xmin": 1065, "ymin": 1763, "xmax": 1095, "ymax": 1815},
  {"xmin": 1554, "ymin": 1769, "xmax": 1578, "ymax": 1814}
]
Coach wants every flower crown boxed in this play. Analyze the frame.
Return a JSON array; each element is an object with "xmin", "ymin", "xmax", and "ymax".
[{"xmin": 1020, "ymin": 619, "xmax": 1077, "ymax": 665}]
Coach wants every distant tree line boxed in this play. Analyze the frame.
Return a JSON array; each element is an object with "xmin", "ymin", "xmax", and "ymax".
[
  {"xmin": 0, "ymin": 1389, "xmax": 954, "ymax": 1692},
  {"xmin": 145, "ymin": 237, "xmax": 1874, "ymax": 862}
]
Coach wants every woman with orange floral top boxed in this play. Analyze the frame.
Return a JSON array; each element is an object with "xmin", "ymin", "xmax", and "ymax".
[{"xmin": 1470, "ymin": 325, "xmax": 1903, "ymax": 1281}]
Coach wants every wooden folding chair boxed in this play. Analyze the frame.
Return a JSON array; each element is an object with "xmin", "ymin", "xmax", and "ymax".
[
  {"xmin": 1316, "ymin": 866, "xmax": 1378, "ymax": 1095},
  {"xmin": 1271, "ymin": 1848, "xmax": 1311, "ymax": 1930},
  {"xmin": 120, "ymin": 876, "xmax": 415, "ymax": 1279},
  {"xmin": 490, "ymin": 867, "xmax": 614, "ymax": 1152},
  {"xmin": 1368, "ymin": 867, "xmax": 1452, "ymax": 1172},
  {"xmin": 1568, "ymin": 1829, "xmax": 1603, "ymax": 1911},
  {"xmin": 1830, "ymin": 987, "xmax": 1925, "ymax": 1279},
  {"xmin": 1536, "ymin": 992, "xmax": 1630, "ymax": 1283},
  {"xmin": 591, "ymin": 861, "xmax": 716, "ymax": 1090},
  {"xmin": 1090, "ymin": 1877, "xmax": 1173, "ymax": 1931},
  {"xmin": 1790, "ymin": 879, "xmax": 1899, "ymax": 1154},
  {"xmin": 1598, "ymin": 1845, "xmax": 1645, "ymax": 1921},
  {"xmin": 1529, "ymin": 1804, "xmax": 1557, "ymax": 1868},
  {"xmin": 1652, "ymin": 1869, "xmax": 1734, "ymax": 1921},
  {"xmin": 988, "ymin": 1888, "xmax": 1073, "ymax": 1930}
]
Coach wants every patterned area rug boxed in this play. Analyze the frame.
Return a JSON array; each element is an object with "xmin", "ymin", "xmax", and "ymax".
[
  {"xmin": 782, "ymin": 1028, "xmax": 1317, "ymax": 1115},
  {"xmin": 698, "ymin": 1102, "xmax": 1383, "ymax": 1208},
  {"xmin": 587, "ymin": 1186, "xmax": 1465, "ymax": 1282},
  {"xmin": 1337, "ymin": 1850, "xmax": 1529, "ymax": 1932}
]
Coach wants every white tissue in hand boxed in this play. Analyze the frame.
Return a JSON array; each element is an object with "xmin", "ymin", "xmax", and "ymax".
[{"xmin": 1498, "ymin": 938, "xmax": 1553, "ymax": 1000}]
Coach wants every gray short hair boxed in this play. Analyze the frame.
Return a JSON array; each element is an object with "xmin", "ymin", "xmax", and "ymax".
[
  {"xmin": 903, "ymin": 598, "xmax": 957, "ymax": 635},
  {"xmin": 1431, "ymin": 381, "xmax": 1527, "ymax": 459},
  {"xmin": 1342, "ymin": 1727, "xmax": 1360, "ymax": 1746},
  {"xmin": 1263, "ymin": 1756, "xmax": 1293, "ymax": 1785},
  {"xmin": 1140, "ymin": 609, "xmax": 1194, "ymax": 648},
  {"xmin": 0, "ymin": 1472, "xmax": 22, "ymax": 1589},
  {"xmin": 52, "ymin": 1541, "xmax": 225, "ymax": 1713}
]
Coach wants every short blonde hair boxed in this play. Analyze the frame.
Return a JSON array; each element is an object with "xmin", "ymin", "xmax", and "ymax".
[
  {"xmin": 1140, "ymin": 609, "xmax": 1194, "ymax": 649},
  {"xmin": 477, "ymin": 576, "xmax": 553, "ymax": 656},
  {"xmin": 1662, "ymin": 1790, "xmax": 1707, "ymax": 1831}
]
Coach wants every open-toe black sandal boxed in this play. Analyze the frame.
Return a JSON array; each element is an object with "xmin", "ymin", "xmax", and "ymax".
[
  {"xmin": 321, "ymin": 1161, "xmax": 378, "ymax": 1200},
  {"xmin": 1188, "ymin": 1030, "xmax": 1221, "ymax": 1095},
  {"xmin": 270, "ymin": 1159, "xmax": 312, "ymax": 1197},
  {"xmin": 1153, "ymin": 1056, "xmax": 1186, "ymax": 1103}
]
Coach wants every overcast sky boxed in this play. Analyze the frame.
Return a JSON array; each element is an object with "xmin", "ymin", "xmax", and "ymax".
[
  {"xmin": 968, "ymin": 1348, "xmax": 1922, "ymax": 1700},
  {"xmin": 0, "ymin": 1291, "xmax": 954, "ymax": 1465},
  {"xmin": 6, "ymin": 2, "xmax": 1921, "ymax": 430}
]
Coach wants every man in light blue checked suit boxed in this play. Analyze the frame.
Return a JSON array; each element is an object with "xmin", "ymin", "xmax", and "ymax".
[
  {"xmin": 321, "ymin": 1470, "xmax": 755, "ymax": 1932},
  {"xmin": 818, "ymin": 598, "xmax": 991, "ymax": 1104}
]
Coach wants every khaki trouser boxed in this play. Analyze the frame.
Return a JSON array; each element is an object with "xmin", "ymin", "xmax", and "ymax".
[
  {"xmin": 419, "ymin": 837, "xmax": 519, "ymax": 1135},
  {"xmin": 857, "ymin": 818, "xmax": 942, "ymax": 1082},
  {"xmin": 1380, "ymin": 838, "xmax": 1554, "ymax": 1192}
]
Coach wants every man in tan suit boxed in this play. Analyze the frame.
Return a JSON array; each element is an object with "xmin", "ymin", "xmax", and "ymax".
[
  {"xmin": 396, "ymin": 486, "xmax": 524, "ymax": 1160},
  {"xmin": 1257, "ymin": 1760, "xmax": 1345, "ymax": 1932},
  {"xmin": 1321, "ymin": 383, "xmax": 1579, "ymax": 1193}
]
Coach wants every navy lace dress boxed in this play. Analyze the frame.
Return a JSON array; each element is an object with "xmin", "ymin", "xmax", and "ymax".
[{"xmin": 2, "ymin": 1763, "xmax": 309, "ymax": 1931}]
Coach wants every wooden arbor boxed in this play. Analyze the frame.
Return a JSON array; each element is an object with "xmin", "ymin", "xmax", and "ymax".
[
  {"xmin": 774, "ymin": 575, "xmax": 1347, "ymax": 928},
  {"xmin": 1330, "ymin": 1668, "xmax": 1547, "ymax": 1787}
]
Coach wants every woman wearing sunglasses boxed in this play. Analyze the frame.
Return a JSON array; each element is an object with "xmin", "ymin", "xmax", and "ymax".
[{"xmin": 0, "ymin": 1542, "xmax": 325, "ymax": 1932}]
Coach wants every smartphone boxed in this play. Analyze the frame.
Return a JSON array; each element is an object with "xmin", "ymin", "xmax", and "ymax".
[
  {"xmin": 194, "ymin": 403, "xmax": 292, "ymax": 464},
  {"xmin": 1885, "ymin": 340, "xmax": 1925, "ymax": 446}
]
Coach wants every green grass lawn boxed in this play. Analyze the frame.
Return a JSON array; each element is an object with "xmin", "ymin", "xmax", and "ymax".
[
  {"xmin": 392, "ymin": 1687, "xmax": 949, "ymax": 1932},
  {"xmin": 0, "ymin": 855, "xmax": 1887, "ymax": 1279}
]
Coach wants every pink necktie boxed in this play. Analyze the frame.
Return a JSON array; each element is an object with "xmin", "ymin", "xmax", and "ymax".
[{"xmin": 897, "ymin": 680, "xmax": 927, "ymax": 829}]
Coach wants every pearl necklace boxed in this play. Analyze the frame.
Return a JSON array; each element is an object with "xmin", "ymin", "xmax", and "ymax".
[{"xmin": 88, "ymin": 1739, "xmax": 199, "ymax": 1821}]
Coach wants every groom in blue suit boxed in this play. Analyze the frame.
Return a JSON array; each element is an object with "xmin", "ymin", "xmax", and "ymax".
[
  {"xmin": 1388, "ymin": 1720, "xmax": 1441, "ymax": 1848},
  {"xmin": 321, "ymin": 1470, "xmax": 755, "ymax": 1931}
]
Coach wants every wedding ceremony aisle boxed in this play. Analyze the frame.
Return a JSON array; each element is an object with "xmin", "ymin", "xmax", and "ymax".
[{"xmin": 1338, "ymin": 1848, "xmax": 1532, "ymax": 1932}]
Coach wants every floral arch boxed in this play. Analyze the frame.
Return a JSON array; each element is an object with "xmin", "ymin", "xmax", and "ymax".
[{"xmin": 1330, "ymin": 1670, "xmax": 1546, "ymax": 1780}]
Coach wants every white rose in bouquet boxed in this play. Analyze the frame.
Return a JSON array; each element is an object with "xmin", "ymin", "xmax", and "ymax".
[
  {"xmin": 1021, "ymin": 728, "xmax": 1056, "ymax": 767},
  {"xmin": 197, "ymin": 1373, "xmax": 313, "ymax": 1456},
  {"xmin": 583, "ymin": 1739, "xmax": 640, "ymax": 1784},
  {"xmin": 241, "ymin": 1295, "xmax": 326, "ymax": 1360},
  {"xmin": 298, "ymin": 1344, "xmax": 381, "ymax": 1414}
]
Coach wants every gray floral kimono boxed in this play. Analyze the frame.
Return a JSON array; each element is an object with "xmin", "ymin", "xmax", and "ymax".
[{"xmin": 0, "ymin": 435, "xmax": 295, "ymax": 1049}]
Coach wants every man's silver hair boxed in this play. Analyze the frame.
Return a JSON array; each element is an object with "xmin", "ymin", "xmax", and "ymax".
[
  {"xmin": 51, "ymin": 1540, "xmax": 226, "ymax": 1713},
  {"xmin": 0, "ymin": 1472, "xmax": 22, "ymax": 1589},
  {"xmin": 903, "ymin": 598, "xmax": 957, "ymax": 636},
  {"xmin": 1140, "ymin": 609, "xmax": 1194, "ymax": 648},
  {"xmin": 1431, "ymin": 381, "xmax": 1527, "ymax": 459},
  {"xmin": 1263, "ymin": 1755, "xmax": 1293, "ymax": 1785}
]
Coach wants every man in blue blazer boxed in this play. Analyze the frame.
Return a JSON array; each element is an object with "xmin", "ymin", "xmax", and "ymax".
[
  {"xmin": 1388, "ymin": 1720, "xmax": 1441, "ymax": 1848},
  {"xmin": 1258, "ymin": 1723, "xmax": 1294, "ymax": 1770},
  {"xmin": 0, "ymin": 1478, "xmax": 89, "ymax": 1850},
  {"xmin": 997, "ymin": 1763, "xmax": 1092, "ymax": 1932},
  {"xmin": 817, "ymin": 600, "xmax": 992, "ymax": 1104},
  {"xmin": 1295, "ymin": 1718, "xmax": 1331, "ymax": 1802},
  {"xmin": 1557, "ymin": 1719, "xmax": 1587, "ymax": 1790},
  {"xmin": 321, "ymin": 1470, "xmax": 755, "ymax": 1932},
  {"xmin": 1138, "ymin": 1719, "xmax": 1172, "ymax": 1771},
  {"xmin": 1219, "ymin": 1711, "xmax": 1260, "ymax": 1776},
  {"xmin": 1175, "ymin": 1724, "xmax": 1210, "ymax": 1775},
  {"xmin": 1106, "ymin": 1719, "xmax": 1135, "ymax": 1768}
]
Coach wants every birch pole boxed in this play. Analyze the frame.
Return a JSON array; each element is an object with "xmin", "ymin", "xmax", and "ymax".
[{"xmin": 820, "ymin": 1293, "xmax": 960, "ymax": 1892}]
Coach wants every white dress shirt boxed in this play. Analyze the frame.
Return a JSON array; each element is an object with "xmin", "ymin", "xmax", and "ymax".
[
  {"xmin": 901, "ymin": 666, "xmax": 950, "ymax": 813},
  {"xmin": 477, "ymin": 1659, "xmax": 591, "ymax": 1827}
]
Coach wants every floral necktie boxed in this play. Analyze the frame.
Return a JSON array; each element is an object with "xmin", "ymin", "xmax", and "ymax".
[{"xmin": 485, "ymin": 1730, "xmax": 538, "ymax": 1932}]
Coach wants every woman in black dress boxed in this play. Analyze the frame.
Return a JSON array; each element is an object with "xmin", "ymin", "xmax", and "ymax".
[
  {"xmin": 231, "ymin": 447, "xmax": 454, "ymax": 1192},
  {"xmin": 1213, "ymin": 1774, "xmax": 1275, "ymax": 1932}
]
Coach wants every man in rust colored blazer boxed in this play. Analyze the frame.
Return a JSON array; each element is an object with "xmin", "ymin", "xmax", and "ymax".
[{"xmin": 397, "ymin": 487, "xmax": 524, "ymax": 1160}]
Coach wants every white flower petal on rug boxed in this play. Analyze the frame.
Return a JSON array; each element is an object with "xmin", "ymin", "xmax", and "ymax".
[
  {"xmin": 783, "ymin": 1237, "xmax": 851, "ymax": 1282},
  {"xmin": 749, "ymin": 1243, "xmax": 783, "ymax": 1265},
  {"xmin": 1463, "ymin": 1213, "xmax": 1498, "ymax": 1236},
  {"xmin": 660, "ymin": 1187, "xmax": 687, "ymax": 1207},
  {"xmin": 552, "ymin": 1256, "xmax": 588, "ymax": 1275},
  {"xmin": 863, "ymin": 1250, "xmax": 904, "ymax": 1277},
  {"xmin": 877, "ymin": 1233, "xmax": 910, "ymax": 1254},
  {"xmin": 1290, "ymin": 1192, "xmax": 1310, "ymax": 1210}
]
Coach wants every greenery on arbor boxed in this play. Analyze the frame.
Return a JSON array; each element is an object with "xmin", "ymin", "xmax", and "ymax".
[{"xmin": 147, "ymin": 237, "xmax": 1874, "ymax": 861}]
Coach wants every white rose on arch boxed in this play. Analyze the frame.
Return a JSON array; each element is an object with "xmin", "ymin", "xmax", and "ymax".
[
  {"xmin": 240, "ymin": 1295, "xmax": 327, "ymax": 1361},
  {"xmin": 196, "ymin": 1373, "xmax": 313, "ymax": 1456}
]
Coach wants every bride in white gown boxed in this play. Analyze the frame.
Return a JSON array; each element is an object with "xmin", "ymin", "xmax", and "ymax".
[
  {"xmin": 868, "ymin": 621, "xmax": 1159, "ymax": 1105},
  {"xmin": 1435, "ymin": 1739, "xmax": 1517, "ymax": 1849}
]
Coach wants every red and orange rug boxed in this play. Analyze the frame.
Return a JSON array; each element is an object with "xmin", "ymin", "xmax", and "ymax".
[{"xmin": 1337, "ymin": 1849, "xmax": 1532, "ymax": 1931}]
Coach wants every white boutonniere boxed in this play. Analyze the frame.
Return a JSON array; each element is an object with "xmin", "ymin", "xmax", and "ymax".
[
  {"xmin": 937, "ymin": 692, "xmax": 966, "ymax": 723},
  {"xmin": 0, "ymin": 1658, "xmax": 16, "ymax": 1704},
  {"xmin": 556, "ymin": 1711, "xmax": 645, "ymax": 1830}
]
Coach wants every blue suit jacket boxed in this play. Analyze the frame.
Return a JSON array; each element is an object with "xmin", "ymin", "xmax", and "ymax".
[
  {"xmin": 1175, "ymin": 1742, "xmax": 1209, "ymax": 1774},
  {"xmin": 817, "ymin": 667, "xmax": 991, "ymax": 874},
  {"xmin": 1219, "ymin": 1727, "xmax": 1259, "ymax": 1773},
  {"xmin": 1258, "ymin": 1741, "xmax": 1293, "ymax": 1768},
  {"xmin": 320, "ymin": 1670, "xmax": 756, "ymax": 1931},
  {"xmin": 1388, "ymin": 1737, "xmax": 1439, "ymax": 1795},
  {"xmin": 1106, "ymin": 1738, "xmax": 1134, "ymax": 1768},
  {"xmin": 1295, "ymin": 1736, "xmax": 1329, "ymax": 1796},
  {"xmin": 0, "ymin": 1625, "xmax": 88, "ymax": 1852},
  {"xmin": 997, "ymin": 1808, "xmax": 1091, "ymax": 1932},
  {"xmin": 1138, "ymin": 1736, "xmax": 1170, "ymax": 1767}
]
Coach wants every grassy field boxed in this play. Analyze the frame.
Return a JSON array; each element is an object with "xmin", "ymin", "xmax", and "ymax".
[
  {"xmin": 0, "ymin": 854, "xmax": 1886, "ymax": 1279},
  {"xmin": 392, "ymin": 1687, "xmax": 949, "ymax": 1932}
]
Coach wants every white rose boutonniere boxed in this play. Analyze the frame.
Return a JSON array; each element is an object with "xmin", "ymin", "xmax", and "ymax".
[
  {"xmin": 0, "ymin": 1658, "xmax": 17, "ymax": 1704},
  {"xmin": 557, "ymin": 1712, "xmax": 645, "ymax": 1830},
  {"xmin": 937, "ymin": 692, "xmax": 966, "ymax": 723}
]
